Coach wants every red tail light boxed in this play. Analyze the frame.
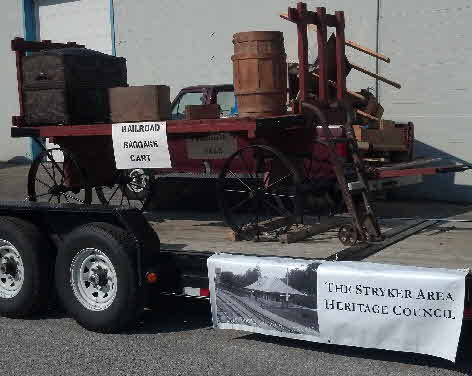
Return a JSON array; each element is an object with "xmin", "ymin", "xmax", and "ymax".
[{"xmin": 464, "ymin": 307, "xmax": 472, "ymax": 320}]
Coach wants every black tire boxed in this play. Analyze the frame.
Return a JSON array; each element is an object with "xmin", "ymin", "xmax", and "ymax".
[
  {"xmin": 0, "ymin": 217, "xmax": 54, "ymax": 317},
  {"xmin": 55, "ymin": 222, "xmax": 144, "ymax": 333}
]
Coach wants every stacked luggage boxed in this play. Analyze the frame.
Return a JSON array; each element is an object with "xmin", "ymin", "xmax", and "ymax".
[{"xmin": 22, "ymin": 48, "xmax": 127, "ymax": 125}]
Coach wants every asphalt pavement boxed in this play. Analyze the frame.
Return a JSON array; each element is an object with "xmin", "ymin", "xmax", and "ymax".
[{"xmin": 0, "ymin": 163, "xmax": 471, "ymax": 376}]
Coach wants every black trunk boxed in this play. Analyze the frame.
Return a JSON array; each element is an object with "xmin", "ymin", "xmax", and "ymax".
[{"xmin": 22, "ymin": 48, "xmax": 127, "ymax": 125}]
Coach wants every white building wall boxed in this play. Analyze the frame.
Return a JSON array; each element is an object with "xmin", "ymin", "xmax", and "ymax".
[
  {"xmin": 113, "ymin": 0, "xmax": 378, "ymax": 98},
  {"xmin": 36, "ymin": 0, "xmax": 113, "ymax": 55},
  {"xmin": 0, "ymin": 2, "xmax": 29, "ymax": 162},
  {"xmin": 114, "ymin": 0, "xmax": 472, "ymax": 202},
  {"xmin": 379, "ymin": 0, "xmax": 472, "ymax": 201}
]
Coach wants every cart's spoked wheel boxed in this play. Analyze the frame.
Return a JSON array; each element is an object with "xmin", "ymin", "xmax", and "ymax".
[
  {"xmin": 95, "ymin": 170, "xmax": 153, "ymax": 211},
  {"xmin": 218, "ymin": 145, "xmax": 302, "ymax": 241},
  {"xmin": 338, "ymin": 224, "xmax": 359, "ymax": 246},
  {"xmin": 27, "ymin": 147, "xmax": 92, "ymax": 205}
]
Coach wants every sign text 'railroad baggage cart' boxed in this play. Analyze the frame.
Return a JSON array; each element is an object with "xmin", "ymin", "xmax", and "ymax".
[{"xmin": 112, "ymin": 121, "xmax": 171, "ymax": 169}]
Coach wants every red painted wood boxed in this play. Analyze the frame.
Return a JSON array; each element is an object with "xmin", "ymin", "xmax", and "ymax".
[
  {"xmin": 377, "ymin": 166, "xmax": 457, "ymax": 179},
  {"xmin": 166, "ymin": 118, "xmax": 256, "ymax": 137},
  {"xmin": 28, "ymin": 118, "xmax": 258, "ymax": 138},
  {"xmin": 316, "ymin": 7, "xmax": 328, "ymax": 105},
  {"xmin": 295, "ymin": 3, "xmax": 309, "ymax": 109},
  {"xmin": 38, "ymin": 124, "xmax": 112, "ymax": 137},
  {"xmin": 335, "ymin": 11, "xmax": 347, "ymax": 100}
]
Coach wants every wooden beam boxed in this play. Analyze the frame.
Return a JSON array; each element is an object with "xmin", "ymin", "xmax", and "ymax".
[
  {"xmin": 345, "ymin": 40, "xmax": 390, "ymax": 63},
  {"xmin": 350, "ymin": 62, "xmax": 402, "ymax": 89},
  {"xmin": 279, "ymin": 217, "xmax": 346, "ymax": 244},
  {"xmin": 356, "ymin": 109, "xmax": 379, "ymax": 122}
]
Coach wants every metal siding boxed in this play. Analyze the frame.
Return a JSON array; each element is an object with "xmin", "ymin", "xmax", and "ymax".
[{"xmin": 380, "ymin": 0, "xmax": 472, "ymax": 201}]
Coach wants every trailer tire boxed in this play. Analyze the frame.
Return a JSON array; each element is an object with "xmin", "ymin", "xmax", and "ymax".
[
  {"xmin": 0, "ymin": 217, "xmax": 53, "ymax": 317},
  {"xmin": 55, "ymin": 222, "xmax": 144, "ymax": 333}
]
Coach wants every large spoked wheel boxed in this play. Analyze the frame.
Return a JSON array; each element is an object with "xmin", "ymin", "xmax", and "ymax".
[
  {"xmin": 27, "ymin": 147, "xmax": 92, "ymax": 205},
  {"xmin": 218, "ymin": 145, "xmax": 302, "ymax": 240},
  {"xmin": 55, "ymin": 222, "xmax": 144, "ymax": 332},
  {"xmin": 95, "ymin": 169, "xmax": 154, "ymax": 211}
]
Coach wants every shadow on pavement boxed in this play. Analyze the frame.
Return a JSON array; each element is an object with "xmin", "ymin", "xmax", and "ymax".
[
  {"xmin": 126, "ymin": 295, "xmax": 212, "ymax": 335},
  {"xmin": 237, "ymin": 321, "xmax": 472, "ymax": 373}
]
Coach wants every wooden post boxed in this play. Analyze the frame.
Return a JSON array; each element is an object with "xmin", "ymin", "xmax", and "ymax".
[
  {"xmin": 316, "ymin": 7, "xmax": 328, "ymax": 105},
  {"xmin": 294, "ymin": 3, "xmax": 309, "ymax": 110},
  {"xmin": 335, "ymin": 11, "xmax": 346, "ymax": 101}
]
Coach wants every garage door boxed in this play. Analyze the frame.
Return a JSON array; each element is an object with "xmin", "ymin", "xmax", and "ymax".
[{"xmin": 35, "ymin": 0, "xmax": 114, "ymax": 160}]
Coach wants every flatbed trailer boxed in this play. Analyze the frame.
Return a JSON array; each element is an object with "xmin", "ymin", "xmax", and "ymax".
[{"xmin": 0, "ymin": 200, "xmax": 470, "ymax": 331}]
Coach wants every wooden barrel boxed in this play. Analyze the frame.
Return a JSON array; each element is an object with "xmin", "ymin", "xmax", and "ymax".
[{"xmin": 232, "ymin": 31, "xmax": 287, "ymax": 118}]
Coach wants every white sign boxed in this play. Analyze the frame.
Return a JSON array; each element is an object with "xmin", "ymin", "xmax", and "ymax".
[
  {"xmin": 112, "ymin": 121, "xmax": 171, "ymax": 169},
  {"xmin": 317, "ymin": 261, "xmax": 467, "ymax": 361},
  {"xmin": 186, "ymin": 133, "xmax": 237, "ymax": 160},
  {"xmin": 208, "ymin": 254, "xmax": 467, "ymax": 362}
]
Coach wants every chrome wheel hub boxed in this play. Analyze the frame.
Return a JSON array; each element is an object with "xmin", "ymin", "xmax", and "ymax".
[
  {"xmin": 127, "ymin": 169, "xmax": 149, "ymax": 193},
  {"xmin": 0, "ymin": 240, "xmax": 24, "ymax": 299},
  {"xmin": 70, "ymin": 248, "xmax": 117, "ymax": 311}
]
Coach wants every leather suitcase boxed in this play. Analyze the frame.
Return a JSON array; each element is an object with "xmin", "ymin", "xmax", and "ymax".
[
  {"xmin": 22, "ymin": 48, "xmax": 127, "ymax": 125},
  {"xmin": 109, "ymin": 85, "xmax": 170, "ymax": 123}
]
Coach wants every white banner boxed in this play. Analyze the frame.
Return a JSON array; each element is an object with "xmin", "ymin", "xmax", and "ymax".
[
  {"xmin": 208, "ymin": 254, "xmax": 467, "ymax": 361},
  {"xmin": 112, "ymin": 121, "xmax": 172, "ymax": 169},
  {"xmin": 317, "ymin": 261, "xmax": 467, "ymax": 361}
]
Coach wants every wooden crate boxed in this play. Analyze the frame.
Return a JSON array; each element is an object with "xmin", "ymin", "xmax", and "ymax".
[
  {"xmin": 185, "ymin": 104, "xmax": 220, "ymax": 120},
  {"xmin": 353, "ymin": 122, "xmax": 407, "ymax": 151},
  {"xmin": 109, "ymin": 85, "xmax": 170, "ymax": 123}
]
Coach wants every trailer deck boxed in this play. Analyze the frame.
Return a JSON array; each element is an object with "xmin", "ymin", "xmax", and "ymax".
[{"xmin": 149, "ymin": 200, "xmax": 472, "ymax": 270}]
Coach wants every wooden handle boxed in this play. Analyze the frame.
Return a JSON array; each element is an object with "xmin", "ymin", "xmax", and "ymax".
[
  {"xmin": 356, "ymin": 109, "xmax": 379, "ymax": 122},
  {"xmin": 311, "ymin": 72, "xmax": 366, "ymax": 101},
  {"xmin": 344, "ymin": 40, "xmax": 390, "ymax": 63},
  {"xmin": 350, "ymin": 63, "xmax": 402, "ymax": 89}
]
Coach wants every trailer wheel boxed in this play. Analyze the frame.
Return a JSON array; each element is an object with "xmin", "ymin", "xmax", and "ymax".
[
  {"xmin": 0, "ymin": 217, "xmax": 53, "ymax": 317},
  {"xmin": 55, "ymin": 223, "xmax": 144, "ymax": 332}
]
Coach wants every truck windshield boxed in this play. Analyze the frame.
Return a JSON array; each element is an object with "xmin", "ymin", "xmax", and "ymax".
[{"xmin": 217, "ymin": 91, "xmax": 236, "ymax": 118}]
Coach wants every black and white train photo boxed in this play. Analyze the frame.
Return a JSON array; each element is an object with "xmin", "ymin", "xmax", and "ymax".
[{"xmin": 209, "ymin": 255, "xmax": 321, "ymax": 337}]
